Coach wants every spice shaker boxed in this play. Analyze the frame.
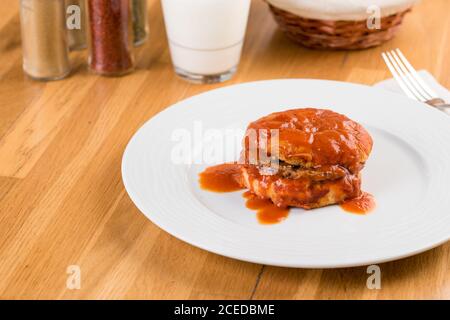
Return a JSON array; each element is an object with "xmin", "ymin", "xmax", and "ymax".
[
  {"xmin": 87, "ymin": 0, "xmax": 135, "ymax": 76},
  {"xmin": 66, "ymin": 0, "xmax": 87, "ymax": 50},
  {"xmin": 132, "ymin": 0, "xmax": 149, "ymax": 46},
  {"xmin": 19, "ymin": 0, "xmax": 71, "ymax": 80}
]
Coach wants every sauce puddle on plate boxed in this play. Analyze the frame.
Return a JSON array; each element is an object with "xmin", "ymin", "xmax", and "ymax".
[
  {"xmin": 340, "ymin": 192, "xmax": 376, "ymax": 214},
  {"xmin": 199, "ymin": 163, "xmax": 289, "ymax": 224},
  {"xmin": 243, "ymin": 191, "xmax": 290, "ymax": 224},
  {"xmin": 199, "ymin": 163, "xmax": 243, "ymax": 193}
]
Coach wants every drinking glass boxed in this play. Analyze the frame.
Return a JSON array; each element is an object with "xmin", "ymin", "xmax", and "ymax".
[{"xmin": 162, "ymin": 0, "xmax": 251, "ymax": 84}]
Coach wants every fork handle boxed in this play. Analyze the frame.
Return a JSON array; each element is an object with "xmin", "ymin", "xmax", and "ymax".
[
  {"xmin": 436, "ymin": 105, "xmax": 450, "ymax": 116},
  {"xmin": 426, "ymin": 98, "xmax": 450, "ymax": 116}
]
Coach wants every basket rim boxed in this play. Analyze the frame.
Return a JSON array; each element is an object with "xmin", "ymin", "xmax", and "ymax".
[{"xmin": 265, "ymin": 0, "xmax": 416, "ymax": 22}]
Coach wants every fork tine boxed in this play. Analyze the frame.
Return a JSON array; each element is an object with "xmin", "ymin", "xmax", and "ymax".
[
  {"xmin": 388, "ymin": 51, "xmax": 430, "ymax": 102},
  {"xmin": 381, "ymin": 52, "xmax": 422, "ymax": 101},
  {"xmin": 395, "ymin": 49, "xmax": 438, "ymax": 99},
  {"xmin": 381, "ymin": 52, "xmax": 416, "ymax": 100},
  {"xmin": 389, "ymin": 50, "xmax": 430, "ymax": 101}
]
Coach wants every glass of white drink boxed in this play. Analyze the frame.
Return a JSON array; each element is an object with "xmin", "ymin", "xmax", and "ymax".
[{"xmin": 162, "ymin": 0, "xmax": 251, "ymax": 84}]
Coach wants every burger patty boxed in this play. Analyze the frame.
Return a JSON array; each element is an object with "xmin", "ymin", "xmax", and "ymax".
[{"xmin": 256, "ymin": 161, "xmax": 350, "ymax": 182}]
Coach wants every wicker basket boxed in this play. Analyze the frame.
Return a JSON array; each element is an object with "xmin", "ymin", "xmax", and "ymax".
[{"xmin": 268, "ymin": 3, "xmax": 411, "ymax": 50}]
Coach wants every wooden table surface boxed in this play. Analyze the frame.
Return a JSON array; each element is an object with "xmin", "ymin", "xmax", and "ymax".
[{"xmin": 1, "ymin": 0, "xmax": 449, "ymax": 300}]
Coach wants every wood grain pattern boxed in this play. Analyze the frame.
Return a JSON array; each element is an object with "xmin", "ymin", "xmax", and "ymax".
[{"xmin": 0, "ymin": 0, "xmax": 449, "ymax": 299}]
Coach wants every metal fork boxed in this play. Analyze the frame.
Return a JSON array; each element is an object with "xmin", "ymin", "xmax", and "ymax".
[{"xmin": 381, "ymin": 49, "xmax": 450, "ymax": 116}]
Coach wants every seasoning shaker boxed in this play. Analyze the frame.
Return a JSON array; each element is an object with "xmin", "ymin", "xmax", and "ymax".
[
  {"xmin": 65, "ymin": 0, "xmax": 87, "ymax": 50},
  {"xmin": 132, "ymin": 0, "xmax": 149, "ymax": 46},
  {"xmin": 87, "ymin": 0, "xmax": 135, "ymax": 76},
  {"xmin": 19, "ymin": 0, "xmax": 71, "ymax": 80}
]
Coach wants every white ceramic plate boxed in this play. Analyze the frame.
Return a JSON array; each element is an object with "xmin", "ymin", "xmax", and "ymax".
[{"xmin": 122, "ymin": 79, "xmax": 450, "ymax": 268}]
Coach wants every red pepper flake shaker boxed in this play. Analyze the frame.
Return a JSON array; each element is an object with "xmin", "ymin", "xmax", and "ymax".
[{"xmin": 87, "ymin": 0, "xmax": 134, "ymax": 76}]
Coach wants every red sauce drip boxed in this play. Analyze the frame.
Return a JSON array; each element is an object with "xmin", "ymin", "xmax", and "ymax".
[
  {"xmin": 340, "ymin": 192, "xmax": 376, "ymax": 215},
  {"xmin": 243, "ymin": 191, "xmax": 290, "ymax": 224},
  {"xmin": 199, "ymin": 163, "xmax": 243, "ymax": 193}
]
